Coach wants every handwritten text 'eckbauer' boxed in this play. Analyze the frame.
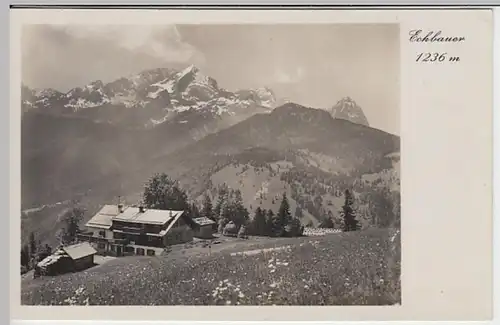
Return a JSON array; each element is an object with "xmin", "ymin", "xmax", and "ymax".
[{"xmin": 409, "ymin": 30, "xmax": 465, "ymax": 43}]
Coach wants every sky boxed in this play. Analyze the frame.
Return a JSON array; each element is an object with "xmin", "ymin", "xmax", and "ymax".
[{"xmin": 22, "ymin": 24, "xmax": 400, "ymax": 135}]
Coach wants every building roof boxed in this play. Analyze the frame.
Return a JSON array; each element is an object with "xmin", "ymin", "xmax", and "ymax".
[
  {"xmin": 112, "ymin": 207, "xmax": 184, "ymax": 225},
  {"xmin": 86, "ymin": 205, "xmax": 185, "ymax": 227},
  {"xmin": 193, "ymin": 217, "xmax": 216, "ymax": 226},
  {"xmin": 85, "ymin": 204, "xmax": 120, "ymax": 230},
  {"xmin": 161, "ymin": 209, "xmax": 186, "ymax": 235},
  {"xmin": 62, "ymin": 242, "xmax": 97, "ymax": 260}
]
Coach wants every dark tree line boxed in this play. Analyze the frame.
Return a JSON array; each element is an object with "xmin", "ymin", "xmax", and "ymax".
[
  {"xmin": 143, "ymin": 174, "xmax": 305, "ymax": 238},
  {"xmin": 21, "ymin": 205, "xmax": 87, "ymax": 274},
  {"xmin": 341, "ymin": 189, "xmax": 360, "ymax": 232},
  {"xmin": 247, "ymin": 192, "xmax": 303, "ymax": 237},
  {"xmin": 20, "ymin": 232, "xmax": 52, "ymax": 274}
]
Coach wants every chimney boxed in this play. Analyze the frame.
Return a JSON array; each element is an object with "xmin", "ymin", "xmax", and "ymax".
[
  {"xmin": 117, "ymin": 196, "xmax": 124, "ymax": 213},
  {"xmin": 139, "ymin": 206, "xmax": 145, "ymax": 213}
]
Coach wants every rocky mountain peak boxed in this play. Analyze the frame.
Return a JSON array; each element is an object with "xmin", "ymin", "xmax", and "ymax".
[{"xmin": 329, "ymin": 96, "xmax": 369, "ymax": 127}]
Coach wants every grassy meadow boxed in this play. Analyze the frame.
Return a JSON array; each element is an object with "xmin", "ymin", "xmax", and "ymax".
[{"xmin": 21, "ymin": 228, "xmax": 400, "ymax": 306}]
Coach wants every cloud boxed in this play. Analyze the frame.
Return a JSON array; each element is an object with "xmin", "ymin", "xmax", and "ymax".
[
  {"xmin": 21, "ymin": 24, "xmax": 206, "ymax": 91},
  {"xmin": 274, "ymin": 66, "xmax": 304, "ymax": 84},
  {"xmin": 56, "ymin": 25, "xmax": 204, "ymax": 65}
]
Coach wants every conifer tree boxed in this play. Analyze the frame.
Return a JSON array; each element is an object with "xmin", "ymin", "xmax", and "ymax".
[
  {"xmin": 287, "ymin": 217, "xmax": 304, "ymax": 237},
  {"xmin": 265, "ymin": 209, "xmax": 276, "ymax": 236},
  {"xmin": 201, "ymin": 194, "xmax": 214, "ymax": 221},
  {"xmin": 29, "ymin": 232, "xmax": 37, "ymax": 260},
  {"xmin": 20, "ymin": 244, "xmax": 30, "ymax": 268},
  {"xmin": 252, "ymin": 207, "xmax": 267, "ymax": 236},
  {"xmin": 219, "ymin": 195, "xmax": 231, "ymax": 228},
  {"xmin": 341, "ymin": 189, "xmax": 360, "ymax": 232},
  {"xmin": 232, "ymin": 189, "xmax": 249, "ymax": 227},
  {"xmin": 61, "ymin": 207, "xmax": 85, "ymax": 245},
  {"xmin": 277, "ymin": 192, "xmax": 292, "ymax": 236},
  {"xmin": 213, "ymin": 184, "xmax": 228, "ymax": 218}
]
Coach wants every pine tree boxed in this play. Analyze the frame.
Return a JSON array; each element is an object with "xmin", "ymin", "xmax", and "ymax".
[
  {"xmin": 219, "ymin": 195, "xmax": 232, "ymax": 229},
  {"xmin": 213, "ymin": 185, "xmax": 228, "ymax": 218},
  {"xmin": 20, "ymin": 244, "xmax": 30, "ymax": 268},
  {"xmin": 341, "ymin": 189, "xmax": 360, "ymax": 232},
  {"xmin": 252, "ymin": 207, "xmax": 267, "ymax": 236},
  {"xmin": 29, "ymin": 232, "xmax": 37, "ymax": 260},
  {"xmin": 188, "ymin": 202, "xmax": 201, "ymax": 220},
  {"xmin": 201, "ymin": 194, "xmax": 214, "ymax": 221},
  {"xmin": 267, "ymin": 208, "xmax": 284, "ymax": 237},
  {"xmin": 232, "ymin": 189, "xmax": 249, "ymax": 227},
  {"xmin": 277, "ymin": 192, "xmax": 292, "ymax": 236},
  {"xmin": 61, "ymin": 207, "xmax": 85, "ymax": 245},
  {"xmin": 265, "ymin": 209, "xmax": 276, "ymax": 236},
  {"xmin": 217, "ymin": 218, "xmax": 226, "ymax": 234},
  {"xmin": 287, "ymin": 218, "xmax": 304, "ymax": 237}
]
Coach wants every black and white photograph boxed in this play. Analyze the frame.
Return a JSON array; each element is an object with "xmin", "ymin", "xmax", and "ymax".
[{"xmin": 19, "ymin": 23, "xmax": 401, "ymax": 306}]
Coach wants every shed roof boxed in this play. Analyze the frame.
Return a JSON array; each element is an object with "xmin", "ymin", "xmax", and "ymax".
[
  {"xmin": 62, "ymin": 242, "xmax": 97, "ymax": 260},
  {"xmin": 112, "ymin": 206, "xmax": 184, "ymax": 225},
  {"xmin": 193, "ymin": 217, "xmax": 216, "ymax": 226},
  {"xmin": 85, "ymin": 204, "xmax": 119, "ymax": 229}
]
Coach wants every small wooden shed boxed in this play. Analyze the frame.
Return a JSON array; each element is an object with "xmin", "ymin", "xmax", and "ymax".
[
  {"xmin": 62, "ymin": 242, "xmax": 97, "ymax": 271},
  {"xmin": 192, "ymin": 217, "xmax": 216, "ymax": 239}
]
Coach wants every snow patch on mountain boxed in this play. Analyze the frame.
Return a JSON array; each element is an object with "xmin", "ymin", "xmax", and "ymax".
[
  {"xmin": 33, "ymin": 88, "xmax": 60, "ymax": 98},
  {"xmin": 22, "ymin": 64, "xmax": 279, "ymax": 128}
]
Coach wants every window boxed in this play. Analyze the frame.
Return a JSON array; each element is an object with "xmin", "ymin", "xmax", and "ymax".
[
  {"xmin": 98, "ymin": 243, "xmax": 106, "ymax": 249},
  {"xmin": 147, "ymin": 249, "xmax": 155, "ymax": 256},
  {"xmin": 125, "ymin": 246, "xmax": 134, "ymax": 253},
  {"xmin": 147, "ymin": 235, "xmax": 154, "ymax": 242},
  {"xmin": 99, "ymin": 230, "xmax": 106, "ymax": 238}
]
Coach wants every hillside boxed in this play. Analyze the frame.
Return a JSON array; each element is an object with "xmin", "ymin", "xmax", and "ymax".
[
  {"xmin": 21, "ymin": 65, "xmax": 278, "ymax": 208},
  {"xmin": 21, "ymin": 228, "xmax": 401, "ymax": 306},
  {"xmin": 21, "ymin": 103, "xmax": 400, "ymax": 248},
  {"xmin": 149, "ymin": 104, "xmax": 399, "ymax": 226}
]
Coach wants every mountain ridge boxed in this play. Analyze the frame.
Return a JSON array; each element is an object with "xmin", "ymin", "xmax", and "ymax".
[
  {"xmin": 21, "ymin": 65, "xmax": 277, "ymax": 130},
  {"xmin": 22, "ymin": 65, "xmax": 375, "ymax": 132}
]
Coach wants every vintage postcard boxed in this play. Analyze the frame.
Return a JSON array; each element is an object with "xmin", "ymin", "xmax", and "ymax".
[{"xmin": 10, "ymin": 8, "xmax": 493, "ymax": 322}]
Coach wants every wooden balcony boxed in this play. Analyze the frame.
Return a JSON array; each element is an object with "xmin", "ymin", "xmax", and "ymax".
[{"xmin": 77, "ymin": 233, "xmax": 129, "ymax": 245}]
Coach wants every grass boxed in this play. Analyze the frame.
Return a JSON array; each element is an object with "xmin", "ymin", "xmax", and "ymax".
[{"xmin": 21, "ymin": 228, "xmax": 400, "ymax": 306}]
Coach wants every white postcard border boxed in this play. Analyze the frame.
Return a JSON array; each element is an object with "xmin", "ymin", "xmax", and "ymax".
[{"xmin": 9, "ymin": 7, "xmax": 495, "ymax": 322}]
